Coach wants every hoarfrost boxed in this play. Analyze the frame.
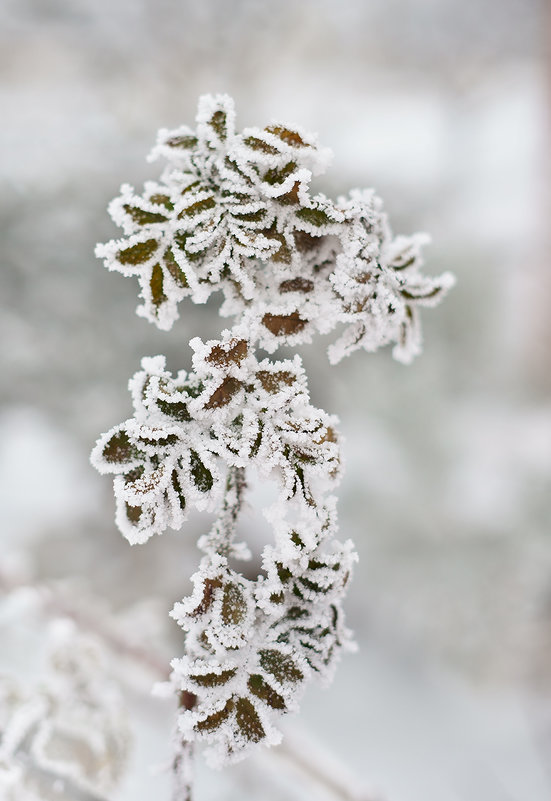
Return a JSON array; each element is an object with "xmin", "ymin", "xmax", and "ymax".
[{"xmin": 92, "ymin": 94, "xmax": 453, "ymax": 767}]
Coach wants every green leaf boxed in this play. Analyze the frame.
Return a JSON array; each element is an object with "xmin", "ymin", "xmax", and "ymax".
[
  {"xmin": 286, "ymin": 606, "xmax": 308, "ymax": 620},
  {"xmin": 221, "ymin": 583, "xmax": 247, "ymax": 625},
  {"xmin": 150, "ymin": 263, "xmax": 167, "ymax": 307},
  {"xmin": 173, "ymin": 232, "xmax": 207, "ymax": 263},
  {"xmin": 149, "ymin": 193, "xmax": 174, "ymax": 210},
  {"xmin": 166, "ymin": 134, "xmax": 198, "ymax": 149},
  {"xmin": 401, "ymin": 285, "xmax": 444, "ymax": 302},
  {"xmin": 171, "ymin": 470, "xmax": 186, "ymax": 510},
  {"xmin": 249, "ymin": 420, "xmax": 264, "ymax": 458},
  {"xmin": 235, "ymin": 697, "xmax": 265, "ymax": 743},
  {"xmin": 290, "ymin": 531, "xmax": 305, "ymax": 549},
  {"xmin": 276, "ymin": 564, "xmax": 292, "ymax": 583},
  {"xmin": 117, "ymin": 238, "xmax": 158, "ymax": 265},
  {"xmin": 263, "ymin": 161, "xmax": 297, "ymax": 186},
  {"xmin": 123, "ymin": 205, "xmax": 168, "ymax": 225},
  {"xmin": 180, "ymin": 196, "xmax": 217, "ymax": 218},
  {"xmin": 190, "ymin": 450, "xmax": 214, "ymax": 492},
  {"xmin": 248, "ymin": 675, "xmax": 286, "ymax": 710},
  {"xmin": 209, "ymin": 109, "xmax": 228, "ymax": 141},
  {"xmin": 102, "ymin": 429, "xmax": 140, "ymax": 464},
  {"xmin": 296, "ymin": 207, "xmax": 331, "ymax": 227},
  {"xmin": 190, "ymin": 668, "xmax": 237, "ymax": 687},
  {"xmin": 163, "ymin": 248, "xmax": 188, "ymax": 288},
  {"xmin": 298, "ymin": 576, "xmax": 328, "ymax": 594},
  {"xmin": 243, "ymin": 135, "xmax": 280, "ymax": 155},
  {"xmin": 157, "ymin": 398, "xmax": 191, "ymax": 421},
  {"xmin": 232, "ymin": 208, "xmax": 266, "ymax": 223},
  {"xmin": 259, "ymin": 650, "xmax": 303, "ymax": 684}
]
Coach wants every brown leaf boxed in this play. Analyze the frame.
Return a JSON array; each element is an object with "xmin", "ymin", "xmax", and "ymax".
[
  {"xmin": 279, "ymin": 277, "xmax": 314, "ymax": 294},
  {"xmin": 206, "ymin": 339, "xmax": 248, "ymax": 367},
  {"xmin": 257, "ymin": 370, "xmax": 296, "ymax": 394},
  {"xmin": 265, "ymin": 125, "xmax": 309, "ymax": 148},
  {"xmin": 125, "ymin": 503, "xmax": 142, "ymax": 524},
  {"xmin": 262, "ymin": 312, "xmax": 307, "ymax": 336},
  {"xmin": 204, "ymin": 376, "xmax": 242, "ymax": 409},
  {"xmin": 191, "ymin": 577, "xmax": 223, "ymax": 617},
  {"xmin": 293, "ymin": 231, "xmax": 320, "ymax": 253},
  {"xmin": 243, "ymin": 135, "xmax": 280, "ymax": 155}
]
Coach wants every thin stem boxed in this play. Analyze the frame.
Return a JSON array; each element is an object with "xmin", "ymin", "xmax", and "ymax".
[
  {"xmin": 198, "ymin": 465, "xmax": 247, "ymax": 557},
  {"xmin": 172, "ymin": 739, "xmax": 194, "ymax": 801}
]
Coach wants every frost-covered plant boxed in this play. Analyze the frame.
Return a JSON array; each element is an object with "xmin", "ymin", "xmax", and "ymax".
[
  {"xmin": 0, "ymin": 621, "xmax": 130, "ymax": 801},
  {"xmin": 92, "ymin": 94, "xmax": 453, "ymax": 787}
]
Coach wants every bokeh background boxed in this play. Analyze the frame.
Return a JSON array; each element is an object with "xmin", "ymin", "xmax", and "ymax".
[{"xmin": 1, "ymin": 1, "xmax": 549, "ymax": 799}]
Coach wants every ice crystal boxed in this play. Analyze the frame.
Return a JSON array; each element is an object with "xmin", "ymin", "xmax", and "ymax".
[{"xmin": 92, "ymin": 94, "xmax": 453, "ymax": 769}]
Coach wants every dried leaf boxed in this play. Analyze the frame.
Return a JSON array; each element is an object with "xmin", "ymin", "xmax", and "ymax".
[{"xmin": 262, "ymin": 312, "xmax": 307, "ymax": 336}]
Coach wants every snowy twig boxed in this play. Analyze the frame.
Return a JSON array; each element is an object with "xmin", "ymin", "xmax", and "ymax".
[{"xmin": 172, "ymin": 739, "xmax": 194, "ymax": 801}]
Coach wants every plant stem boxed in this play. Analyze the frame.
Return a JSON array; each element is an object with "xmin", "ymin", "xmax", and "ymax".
[
  {"xmin": 199, "ymin": 465, "xmax": 247, "ymax": 557},
  {"xmin": 172, "ymin": 739, "xmax": 194, "ymax": 801}
]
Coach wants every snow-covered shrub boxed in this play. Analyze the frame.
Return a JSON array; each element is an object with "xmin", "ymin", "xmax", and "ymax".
[
  {"xmin": 92, "ymin": 94, "xmax": 453, "ymax": 780},
  {"xmin": 0, "ymin": 620, "xmax": 130, "ymax": 801}
]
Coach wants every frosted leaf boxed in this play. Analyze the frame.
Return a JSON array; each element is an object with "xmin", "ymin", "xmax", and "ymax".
[{"xmin": 91, "ymin": 390, "xmax": 224, "ymax": 544}]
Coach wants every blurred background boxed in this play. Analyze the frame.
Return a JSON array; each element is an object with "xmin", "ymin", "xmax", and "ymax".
[{"xmin": 0, "ymin": 1, "xmax": 549, "ymax": 799}]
